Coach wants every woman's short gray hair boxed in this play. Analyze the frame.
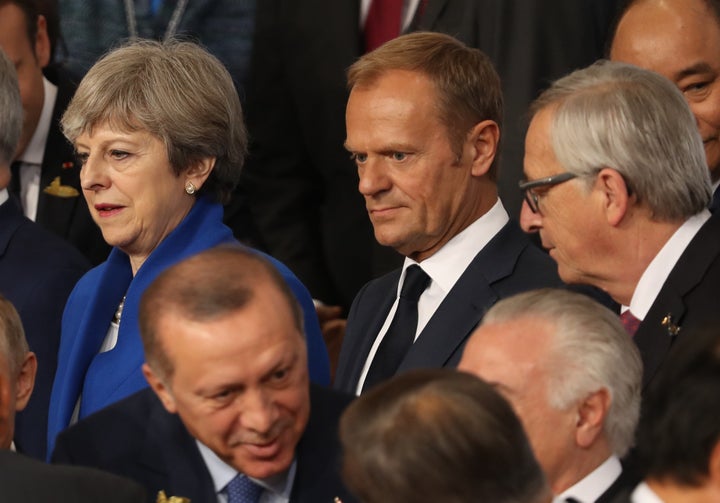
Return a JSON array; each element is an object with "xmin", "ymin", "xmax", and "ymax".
[
  {"xmin": 532, "ymin": 60, "xmax": 711, "ymax": 220},
  {"xmin": 62, "ymin": 39, "xmax": 247, "ymax": 204},
  {"xmin": 482, "ymin": 288, "xmax": 643, "ymax": 457}
]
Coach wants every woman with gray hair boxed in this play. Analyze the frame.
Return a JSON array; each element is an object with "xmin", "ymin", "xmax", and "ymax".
[{"xmin": 46, "ymin": 40, "xmax": 330, "ymax": 457}]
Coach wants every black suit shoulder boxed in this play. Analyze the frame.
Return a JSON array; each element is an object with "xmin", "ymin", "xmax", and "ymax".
[
  {"xmin": 293, "ymin": 385, "xmax": 357, "ymax": 502},
  {"xmin": 0, "ymin": 200, "xmax": 90, "ymax": 459},
  {"xmin": 54, "ymin": 385, "xmax": 357, "ymax": 503},
  {"xmin": 38, "ymin": 66, "xmax": 111, "ymax": 265},
  {"xmin": 0, "ymin": 450, "xmax": 146, "ymax": 502}
]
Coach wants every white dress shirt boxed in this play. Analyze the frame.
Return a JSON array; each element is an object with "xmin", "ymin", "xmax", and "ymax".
[
  {"xmin": 197, "ymin": 441, "xmax": 295, "ymax": 503},
  {"xmin": 16, "ymin": 76, "xmax": 57, "ymax": 222},
  {"xmin": 623, "ymin": 211, "xmax": 710, "ymax": 320},
  {"xmin": 631, "ymin": 482, "xmax": 665, "ymax": 503},
  {"xmin": 557, "ymin": 455, "xmax": 622, "ymax": 503},
  {"xmin": 355, "ymin": 199, "xmax": 509, "ymax": 394}
]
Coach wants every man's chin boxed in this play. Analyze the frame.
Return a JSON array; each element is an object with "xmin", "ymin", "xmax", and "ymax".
[{"xmin": 230, "ymin": 452, "xmax": 294, "ymax": 480}]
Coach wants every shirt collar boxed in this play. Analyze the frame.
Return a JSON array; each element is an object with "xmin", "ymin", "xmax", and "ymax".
[
  {"xmin": 18, "ymin": 76, "xmax": 57, "ymax": 166},
  {"xmin": 404, "ymin": 198, "xmax": 509, "ymax": 295},
  {"xmin": 196, "ymin": 440, "xmax": 295, "ymax": 499},
  {"xmin": 0, "ymin": 188, "xmax": 8, "ymax": 206},
  {"xmin": 627, "ymin": 211, "xmax": 711, "ymax": 319},
  {"xmin": 558, "ymin": 455, "xmax": 622, "ymax": 502},
  {"xmin": 631, "ymin": 482, "xmax": 665, "ymax": 503}
]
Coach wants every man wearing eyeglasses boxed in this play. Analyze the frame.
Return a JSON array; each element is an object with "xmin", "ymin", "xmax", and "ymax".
[
  {"xmin": 335, "ymin": 32, "xmax": 564, "ymax": 395},
  {"xmin": 520, "ymin": 60, "xmax": 720, "ymax": 390}
]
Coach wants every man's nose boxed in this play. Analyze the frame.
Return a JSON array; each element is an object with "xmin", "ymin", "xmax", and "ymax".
[{"xmin": 519, "ymin": 199, "xmax": 542, "ymax": 233}]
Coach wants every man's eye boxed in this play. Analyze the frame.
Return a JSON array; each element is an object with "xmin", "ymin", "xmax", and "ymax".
[
  {"xmin": 271, "ymin": 368, "xmax": 289, "ymax": 382},
  {"xmin": 391, "ymin": 152, "xmax": 407, "ymax": 161},
  {"xmin": 682, "ymin": 80, "xmax": 712, "ymax": 98},
  {"xmin": 212, "ymin": 389, "xmax": 232, "ymax": 401},
  {"xmin": 350, "ymin": 153, "xmax": 368, "ymax": 163}
]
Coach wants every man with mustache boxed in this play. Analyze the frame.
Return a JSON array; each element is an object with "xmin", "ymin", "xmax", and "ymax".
[{"xmin": 51, "ymin": 245, "xmax": 356, "ymax": 503}]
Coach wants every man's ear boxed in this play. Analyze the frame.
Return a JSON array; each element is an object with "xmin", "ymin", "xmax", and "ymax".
[
  {"xmin": 14, "ymin": 352, "xmax": 36, "ymax": 412},
  {"xmin": 33, "ymin": 15, "xmax": 51, "ymax": 68},
  {"xmin": 575, "ymin": 388, "xmax": 610, "ymax": 449},
  {"xmin": 142, "ymin": 363, "xmax": 177, "ymax": 414},
  {"xmin": 467, "ymin": 120, "xmax": 500, "ymax": 177},
  {"xmin": 595, "ymin": 168, "xmax": 632, "ymax": 227},
  {"xmin": 184, "ymin": 157, "xmax": 216, "ymax": 193}
]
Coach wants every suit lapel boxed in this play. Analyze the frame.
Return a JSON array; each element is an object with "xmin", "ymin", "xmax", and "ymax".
[
  {"xmin": 635, "ymin": 214, "xmax": 720, "ymax": 388},
  {"xmin": 634, "ymin": 295, "xmax": 685, "ymax": 389},
  {"xmin": 336, "ymin": 271, "xmax": 399, "ymax": 390},
  {"xmin": 138, "ymin": 395, "xmax": 216, "ymax": 503},
  {"xmin": 36, "ymin": 75, "xmax": 82, "ymax": 231},
  {"xmin": 400, "ymin": 220, "xmax": 528, "ymax": 370},
  {"xmin": 0, "ymin": 200, "xmax": 24, "ymax": 257},
  {"xmin": 413, "ymin": 0, "xmax": 449, "ymax": 29}
]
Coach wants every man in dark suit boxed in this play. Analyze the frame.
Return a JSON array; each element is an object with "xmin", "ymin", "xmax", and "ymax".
[
  {"xmin": 0, "ymin": 296, "xmax": 143, "ymax": 501},
  {"xmin": 53, "ymin": 245, "xmax": 355, "ymax": 503},
  {"xmin": 460, "ymin": 289, "xmax": 642, "ymax": 501},
  {"xmin": 520, "ymin": 60, "xmax": 720, "ymax": 390},
  {"xmin": 0, "ymin": 46, "xmax": 90, "ymax": 459},
  {"xmin": 241, "ymin": 0, "xmax": 621, "ymax": 315},
  {"xmin": 0, "ymin": 450, "xmax": 146, "ymax": 502},
  {"xmin": 334, "ymin": 32, "xmax": 563, "ymax": 395},
  {"xmin": 0, "ymin": 0, "xmax": 109, "ymax": 265},
  {"xmin": 610, "ymin": 0, "xmax": 720, "ymax": 212}
]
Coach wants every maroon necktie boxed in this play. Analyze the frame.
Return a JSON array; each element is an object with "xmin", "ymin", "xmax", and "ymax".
[
  {"xmin": 364, "ymin": 0, "xmax": 404, "ymax": 52},
  {"xmin": 620, "ymin": 310, "xmax": 641, "ymax": 337}
]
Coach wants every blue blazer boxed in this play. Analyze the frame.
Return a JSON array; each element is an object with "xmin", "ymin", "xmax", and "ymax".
[
  {"xmin": 0, "ymin": 197, "xmax": 90, "ymax": 459},
  {"xmin": 52, "ymin": 385, "xmax": 356, "ymax": 503},
  {"xmin": 47, "ymin": 197, "xmax": 329, "ymax": 457},
  {"xmin": 334, "ymin": 220, "xmax": 563, "ymax": 393}
]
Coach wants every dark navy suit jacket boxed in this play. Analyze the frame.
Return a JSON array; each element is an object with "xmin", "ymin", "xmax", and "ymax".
[
  {"xmin": 31, "ymin": 67, "xmax": 110, "ymax": 266},
  {"xmin": 0, "ymin": 197, "xmax": 89, "ymax": 459},
  {"xmin": 634, "ymin": 212, "xmax": 720, "ymax": 389},
  {"xmin": 53, "ymin": 385, "xmax": 356, "ymax": 503},
  {"xmin": 0, "ymin": 450, "xmax": 146, "ymax": 502},
  {"xmin": 334, "ymin": 220, "xmax": 563, "ymax": 393}
]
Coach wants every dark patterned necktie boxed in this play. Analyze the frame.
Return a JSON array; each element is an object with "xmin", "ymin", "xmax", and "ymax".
[
  {"xmin": 363, "ymin": 265, "xmax": 430, "ymax": 391},
  {"xmin": 226, "ymin": 474, "xmax": 263, "ymax": 503}
]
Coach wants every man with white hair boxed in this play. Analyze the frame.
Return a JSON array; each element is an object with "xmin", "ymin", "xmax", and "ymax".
[
  {"xmin": 519, "ymin": 60, "xmax": 720, "ymax": 389},
  {"xmin": 459, "ymin": 288, "xmax": 643, "ymax": 502}
]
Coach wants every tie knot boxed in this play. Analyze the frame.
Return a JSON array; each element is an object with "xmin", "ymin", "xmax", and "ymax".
[
  {"xmin": 400, "ymin": 265, "xmax": 430, "ymax": 301},
  {"xmin": 226, "ymin": 474, "xmax": 263, "ymax": 503},
  {"xmin": 620, "ymin": 310, "xmax": 641, "ymax": 337}
]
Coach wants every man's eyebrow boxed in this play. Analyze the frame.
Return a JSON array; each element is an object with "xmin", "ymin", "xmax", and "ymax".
[{"xmin": 675, "ymin": 62, "xmax": 715, "ymax": 80}]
